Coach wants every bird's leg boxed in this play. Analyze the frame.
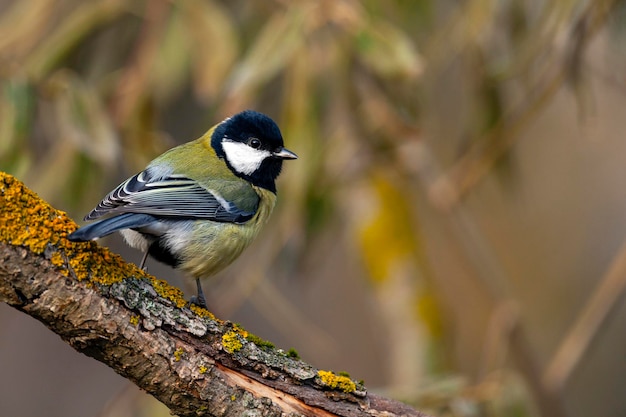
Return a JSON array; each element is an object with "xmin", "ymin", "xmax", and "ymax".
[
  {"xmin": 139, "ymin": 250, "xmax": 149, "ymax": 271},
  {"xmin": 190, "ymin": 278, "xmax": 208, "ymax": 308}
]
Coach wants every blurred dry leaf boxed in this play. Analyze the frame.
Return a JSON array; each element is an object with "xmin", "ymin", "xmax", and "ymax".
[
  {"xmin": 149, "ymin": 7, "xmax": 191, "ymax": 103},
  {"xmin": 356, "ymin": 20, "xmax": 423, "ymax": 80},
  {"xmin": 0, "ymin": 78, "xmax": 33, "ymax": 157},
  {"xmin": 224, "ymin": 4, "xmax": 309, "ymax": 109},
  {"xmin": 183, "ymin": 0, "xmax": 239, "ymax": 101},
  {"xmin": 424, "ymin": 0, "xmax": 496, "ymax": 66},
  {"xmin": 47, "ymin": 70, "xmax": 119, "ymax": 168},
  {"xmin": 0, "ymin": 0, "xmax": 55, "ymax": 61},
  {"xmin": 25, "ymin": 0, "xmax": 127, "ymax": 78}
]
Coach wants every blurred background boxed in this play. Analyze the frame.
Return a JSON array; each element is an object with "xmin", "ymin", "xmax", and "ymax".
[{"xmin": 1, "ymin": 0, "xmax": 625, "ymax": 416}]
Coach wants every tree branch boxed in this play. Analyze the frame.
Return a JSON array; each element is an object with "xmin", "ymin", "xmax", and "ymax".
[{"xmin": 0, "ymin": 172, "xmax": 429, "ymax": 417}]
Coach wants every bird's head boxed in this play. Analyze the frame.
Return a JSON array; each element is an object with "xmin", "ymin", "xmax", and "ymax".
[{"xmin": 211, "ymin": 110, "xmax": 297, "ymax": 192}]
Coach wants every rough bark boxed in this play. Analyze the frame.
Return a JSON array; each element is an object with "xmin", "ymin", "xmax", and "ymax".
[{"xmin": 0, "ymin": 172, "xmax": 429, "ymax": 417}]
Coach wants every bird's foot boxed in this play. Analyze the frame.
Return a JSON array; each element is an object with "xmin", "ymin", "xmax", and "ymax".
[
  {"xmin": 190, "ymin": 278, "xmax": 208, "ymax": 309},
  {"xmin": 189, "ymin": 294, "xmax": 208, "ymax": 309}
]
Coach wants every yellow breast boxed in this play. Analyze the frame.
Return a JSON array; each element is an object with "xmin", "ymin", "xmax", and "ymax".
[{"xmin": 179, "ymin": 186, "xmax": 277, "ymax": 279}]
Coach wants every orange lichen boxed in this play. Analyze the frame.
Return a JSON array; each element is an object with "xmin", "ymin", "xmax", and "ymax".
[
  {"xmin": 0, "ymin": 172, "xmax": 190, "ymax": 309},
  {"xmin": 232, "ymin": 324, "xmax": 249, "ymax": 339}
]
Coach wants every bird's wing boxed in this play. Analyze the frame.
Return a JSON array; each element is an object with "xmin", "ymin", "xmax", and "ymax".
[{"xmin": 84, "ymin": 169, "xmax": 258, "ymax": 223}]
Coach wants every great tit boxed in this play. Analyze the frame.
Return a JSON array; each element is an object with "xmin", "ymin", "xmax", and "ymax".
[{"xmin": 68, "ymin": 110, "xmax": 297, "ymax": 307}]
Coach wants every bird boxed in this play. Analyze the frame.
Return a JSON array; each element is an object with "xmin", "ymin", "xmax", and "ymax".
[{"xmin": 68, "ymin": 110, "xmax": 297, "ymax": 307}]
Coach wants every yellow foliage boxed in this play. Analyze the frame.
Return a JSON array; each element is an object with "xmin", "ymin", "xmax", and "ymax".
[{"xmin": 358, "ymin": 173, "xmax": 419, "ymax": 284}]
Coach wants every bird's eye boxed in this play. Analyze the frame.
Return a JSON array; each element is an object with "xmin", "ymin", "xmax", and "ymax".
[{"xmin": 248, "ymin": 138, "xmax": 261, "ymax": 149}]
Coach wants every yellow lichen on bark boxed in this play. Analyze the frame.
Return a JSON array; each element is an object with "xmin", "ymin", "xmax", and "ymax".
[
  {"xmin": 174, "ymin": 347, "xmax": 185, "ymax": 362},
  {"xmin": 0, "ymin": 172, "xmax": 76, "ymax": 254},
  {"xmin": 317, "ymin": 370, "xmax": 357, "ymax": 393},
  {"xmin": 0, "ymin": 171, "xmax": 188, "ymax": 308},
  {"xmin": 190, "ymin": 304, "xmax": 217, "ymax": 320},
  {"xmin": 221, "ymin": 331, "xmax": 244, "ymax": 353}
]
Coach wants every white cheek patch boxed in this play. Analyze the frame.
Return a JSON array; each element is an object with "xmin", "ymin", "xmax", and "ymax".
[{"xmin": 221, "ymin": 140, "xmax": 271, "ymax": 175}]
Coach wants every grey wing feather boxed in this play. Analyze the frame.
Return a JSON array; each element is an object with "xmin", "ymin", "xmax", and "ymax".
[
  {"xmin": 68, "ymin": 213, "xmax": 157, "ymax": 241},
  {"xmin": 85, "ymin": 169, "xmax": 257, "ymax": 223}
]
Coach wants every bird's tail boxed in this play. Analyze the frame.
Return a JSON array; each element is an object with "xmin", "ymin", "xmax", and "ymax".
[{"xmin": 67, "ymin": 213, "xmax": 157, "ymax": 241}]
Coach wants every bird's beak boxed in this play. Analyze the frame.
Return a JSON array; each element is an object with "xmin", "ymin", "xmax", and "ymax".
[{"xmin": 273, "ymin": 147, "xmax": 298, "ymax": 160}]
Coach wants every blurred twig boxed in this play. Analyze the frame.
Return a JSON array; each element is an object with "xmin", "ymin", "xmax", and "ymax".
[
  {"xmin": 543, "ymin": 238, "xmax": 626, "ymax": 392},
  {"xmin": 428, "ymin": 0, "xmax": 616, "ymax": 211},
  {"xmin": 110, "ymin": 0, "xmax": 170, "ymax": 126},
  {"xmin": 396, "ymin": 140, "xmax": 568, "ymax": 417},
  {"xmin": 25, "ymin": 0, "xmax": 127, "ymax": 78}
]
